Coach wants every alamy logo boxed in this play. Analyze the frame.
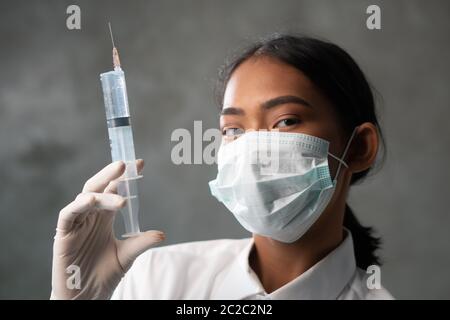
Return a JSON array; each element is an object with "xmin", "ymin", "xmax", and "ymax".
[
  {"xmin": 170, "ymin": 121, "xmax": 281, "ymax": 173},
  {"xmin": 171, "ymin": 121, "xmax": 221, "ymax": 165},
  {"xmin": 66, "ymin": 5, "xmax": 81, "ymax": 30},
  {"xmin": 66, "ymin": 264, "xmax": 81, "ymax": 290},
  {"xmin": 366, "ymin": 265, "xmax": 382, "ymax": 289},
  {"xmin": 366, "ymin": 5, "xmax": 381, "ymax": 30}
]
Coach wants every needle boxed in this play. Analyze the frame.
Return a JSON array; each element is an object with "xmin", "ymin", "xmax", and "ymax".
[{"xmin": 108, "ymin": 22, "xmax": 121, "ymax": 69}]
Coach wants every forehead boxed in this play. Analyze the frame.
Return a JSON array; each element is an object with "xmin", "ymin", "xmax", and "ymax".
[{"xmin": 223, "ymin": 56, "xmax": 319, "ymax": 108}]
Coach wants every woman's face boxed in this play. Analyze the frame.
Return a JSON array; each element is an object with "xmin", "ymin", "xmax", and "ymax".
[{"xmin": 221, "ymin": 56, "xmax": 349, "ymax": 178}]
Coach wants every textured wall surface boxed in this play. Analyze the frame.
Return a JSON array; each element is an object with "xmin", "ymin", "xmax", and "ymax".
[{"xmin": 0, "ymin": 0, "xmax": 449, "ymax": 299}]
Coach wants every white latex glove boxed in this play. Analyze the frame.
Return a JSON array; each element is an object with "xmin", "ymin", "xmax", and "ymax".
[{"xmin": 51, "ymin": 160, "xmax": 165, "ymax": 300}]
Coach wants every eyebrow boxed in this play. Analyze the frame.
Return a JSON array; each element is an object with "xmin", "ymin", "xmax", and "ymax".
[
  {"xmin": 220, "ymin": 95, "xmax": 312, "ymax": 116},
  {"xmin": 262, "ymin": 95, "xmax": 312, "ymax": 109}
]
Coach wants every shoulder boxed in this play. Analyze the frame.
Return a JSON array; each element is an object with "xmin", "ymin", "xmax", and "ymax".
[
  {"xmin": 112, "ymin": 238, "xmax": 251, "ymax": 299},
  {"xmin": 140, "ymin": 238, "xmax": 251, "ymax": 270},
  {"xmin": 148, "ymin": 238, "xmax": 250, "ymax": 258},
  {"xmin": 340, "ymin": 268, "xmax": 394, "ymax": 300}
]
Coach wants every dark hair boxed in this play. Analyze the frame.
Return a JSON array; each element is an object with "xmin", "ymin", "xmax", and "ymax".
[{"xmin": 216, "ymin": 34, "xmax": 384, "ymax": 269}]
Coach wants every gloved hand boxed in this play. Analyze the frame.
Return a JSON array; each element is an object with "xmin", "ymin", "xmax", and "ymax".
[{"xmin": 51, "ymin": 160, "xmax": 165, "ymax": 300}]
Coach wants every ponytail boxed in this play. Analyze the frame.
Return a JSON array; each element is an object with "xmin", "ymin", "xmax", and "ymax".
[{"xmin": 343, "ymin": 204, "xmax": 381, "ymax": 269}]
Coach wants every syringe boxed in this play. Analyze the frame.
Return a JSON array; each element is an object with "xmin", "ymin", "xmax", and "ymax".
[{"xmin": 100, "ymin": 23, "xmax": 142, "ymax": 237}]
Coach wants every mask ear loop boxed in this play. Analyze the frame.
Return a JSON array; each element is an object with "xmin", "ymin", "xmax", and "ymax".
[{"xmin": 329, "ymin": 127, "xmax": 359, "ymax": 182}]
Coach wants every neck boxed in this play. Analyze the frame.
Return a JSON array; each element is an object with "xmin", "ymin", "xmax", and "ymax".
[{"xmin": 249, "ymin": 200, "xmax": 347, "ymax": 293}]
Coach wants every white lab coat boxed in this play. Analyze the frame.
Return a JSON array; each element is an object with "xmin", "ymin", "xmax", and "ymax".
[{"xmin": 111, "ymin": 231, "xmax": 393, "ymax": 299}]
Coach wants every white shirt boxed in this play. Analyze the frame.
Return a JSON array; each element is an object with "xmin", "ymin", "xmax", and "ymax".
[{"xmin": 111, "ymin": 232, "xmax": 393, "ymax": 300}]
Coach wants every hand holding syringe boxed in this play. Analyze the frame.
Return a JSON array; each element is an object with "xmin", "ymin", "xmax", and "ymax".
[
  {"xmin": 100, "ymin": 23, "xmax": 142, "ymax": 237},
  {"xmin": 50, "ymin": 24, "xmax": 164, "ymax": 300}
]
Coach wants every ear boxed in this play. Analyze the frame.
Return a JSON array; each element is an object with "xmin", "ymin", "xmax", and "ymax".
[{"xmin": 347, "ymin": 122, "xmax": 379, "ymax": 173}]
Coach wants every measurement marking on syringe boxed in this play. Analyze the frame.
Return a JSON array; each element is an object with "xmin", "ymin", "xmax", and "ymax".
[{"xmin": 123, "ymin": 195, "xmax": 137, "ymax": 200}]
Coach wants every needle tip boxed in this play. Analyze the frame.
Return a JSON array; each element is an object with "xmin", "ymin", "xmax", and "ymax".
[{"xmin": 108, "ymin": 22, "xmax": 115, "ymax": 48}]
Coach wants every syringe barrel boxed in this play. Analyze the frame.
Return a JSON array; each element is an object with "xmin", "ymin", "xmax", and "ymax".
[
  {"xmin": 100, "ymin": 68, "xmax": 130, "ymax": 120},
  {"xmin": 100, "ymin": 69, "xmax": 138, "ymax": 176},
  {"xmin": 100, "ymin": 68, "xmax": 141, "ymax": 237}
]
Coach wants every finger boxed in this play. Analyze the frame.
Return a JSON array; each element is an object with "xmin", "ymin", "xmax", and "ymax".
[
  {"xmin": 75, "ymin": 191, "xmax": 128, "ymax": 222},
  {"xmin": 56, "ymin": 193, "xmax": 96, "ymax": 232},
  {"xmin": 104, "ymin": 159, "xmax": 145, "ymax": 194},
  {"xmin": 117, "ymin": 230, "xmax": 165, "ymax": 272},
  {"xmin": 136, "ymin": 158, "xmax": 145, "ymax": 173},
  {"xmin": 82, "ymin": 161, "xmax": 126, "ymax": 193},
  {"xmin": 86, "ymin": 192, "xmax": 127, "ymax": 211},
  {"xmin": 57, "ymin": 193, "xmax": 126, "ymax": 232}
]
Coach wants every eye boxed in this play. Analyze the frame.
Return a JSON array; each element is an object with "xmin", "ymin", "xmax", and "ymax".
[
  {"xmin": 222, "ymin": 127, "xmax": 245, "ymax": 138},
  {"xmin": 274, "ymin": 117, "xmax": 301, "ymax": 128}
]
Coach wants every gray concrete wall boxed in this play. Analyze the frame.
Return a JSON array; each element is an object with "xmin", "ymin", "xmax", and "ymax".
[{"xmin": 0, "ymin": 0, "xmax": 449, "ymax": 299}]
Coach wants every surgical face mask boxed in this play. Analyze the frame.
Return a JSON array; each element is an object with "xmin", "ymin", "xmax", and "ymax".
[{"xmin": 208, "ymin": 129, "xmax": 356, "ymax": 243}]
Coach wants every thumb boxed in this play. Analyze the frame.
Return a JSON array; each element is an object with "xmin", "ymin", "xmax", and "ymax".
[{"xmin": 117, "ymin": 230, "xmax": 165, "ymax": 272}]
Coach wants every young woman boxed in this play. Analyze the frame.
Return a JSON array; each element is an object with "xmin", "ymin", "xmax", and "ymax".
[{"xmin": 51, "ymin": 35, "xmax": 393, "ymax": 299}]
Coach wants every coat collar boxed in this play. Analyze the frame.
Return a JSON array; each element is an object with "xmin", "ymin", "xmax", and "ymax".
[{"xmin": 211, "ymin": 230, "xmax": 356, "ymax": 300}]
